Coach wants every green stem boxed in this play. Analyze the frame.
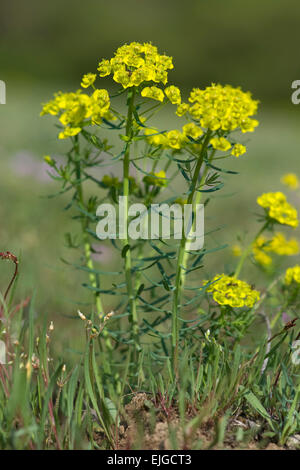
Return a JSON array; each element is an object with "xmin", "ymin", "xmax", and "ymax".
[
  {"xmin": 181, "ymin": 148, "xmax": 216, "ymax": 282},
  {"xmin": 123, "ymin": 88, "xmax": 140, "ymax": 351},
  {"xmin": 73, "ymin": 136, "xmax": 104, "ymax": 319},
  {"xmin": 171, "ymin": 131, "xmax": 211, "ymax": 374},
  {"xmin": 234, "ymin": 222, "xmax": 269, "ymax": 278}
]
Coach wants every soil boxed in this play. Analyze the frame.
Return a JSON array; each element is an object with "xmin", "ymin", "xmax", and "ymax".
[{"xmin": 107, "ymin": 393, "xmax": 295, "ymax": 450}]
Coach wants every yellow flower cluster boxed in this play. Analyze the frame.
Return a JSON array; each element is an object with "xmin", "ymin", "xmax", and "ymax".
[
  {"xmin": 281, "ymin": 173, "xmax": 299, "ymax": 190},
  {"xmin": 97, "ymin": 42, "xmax": 173, "ymax": 89},
  {"xmin": 285, "ymin": 265, "xmax": 300, "ymax": 285},
  {"xmin": 257, "ymin": 192, "xmax": 298, "ymax": 228},
  {"xmin": 178, "ymin": 83, "xmax": 259, "ymax": 133},
  {"xmin": 231, "ymin": 143, "xmax": 247, "ymax": 157},
  {"xmin": 144, "ymin": 122, "xmax": 203, "ymax": 150},
  {"xmin": 253, "ymin": 232, "xmax": 299, "ymax": 267},
  {"xmin": 269, "ymin": 232, "xmax": 299, "ymax": 255},
  {"xmin": 209, "ymin": 138, "xmax": 247, "ymax": 157},
  {"xmin": 204, "ymin": 274, "xmax": 260, "ymax": 308},
  {"xmin": 41, "ymin": 89, "xmax": 111, "ymax": 139},
  {"xmin": 81, "ymin": 73, "xmax": 97, "ymax": 89},
  {"xmin": 252, "ymin": 236, "xmax": 273, "ymax": 267}
]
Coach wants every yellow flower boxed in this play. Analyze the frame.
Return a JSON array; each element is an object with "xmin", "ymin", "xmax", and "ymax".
[
  {"xmin": 252, "ymin": 232, "xmax": 299, "ymax": 266},
  {"xmin": 176, "ymin": 103, "xmax": 189, "ymax": 117},
  {"xmin": 252, "ymin": 237, "xmax": 273, "ymax": 267},
  {"xmin": 182, "ymin": 122, "xmax": 203, "ymax": 140},
  {"xmin": 231, "ymin": 143, "xmax": 246, "ymax": 157},
  {"xmin": 97, "ymin": 59, "xmax": 111, "ymax": 77},
  {"xmin": 285, "ymin": 265, "xmax": 300, "ymax": 285},
  {"xmin": 44, "ymin": 155, "xmax": 55, "ymax": 166},
  {"xmin": 186, "ymin": 84, "xmax": 259, "ymax": 133},
  {"xmin": 143, "ymin": 170, "xmax": 168, "ymax": 187},
  {"xmin": 164, "ymin": 85, "xmax": 181, "ymax": 105},
  {"xmin": 144, "ymin": 128, "xmax": 168, "ymax": 147},
  {"xmin": 113, "ymin": 67, "xmax": 131, "ymax": 88},
  {"xmin": 257, "ymin": 192, "xmax": 298, "ymax": 228},
  {"xmin": 81, "ymin": 73, "xmax": 97, "ymax": 88},
  {"xmin": 58, "ymin": 127, "xmax": 81, "ymax": 139},
  {"xmin": 281, "ymin": 173, "xmax": 299, "ymax": 190},
  {"xmin": 210, "ymin": 137, "xmax": 231, "ymax": 152},
  {"xmin": 166, "ymin": 130, "xmax": 185, "ymax": 149},
  {"xmin": 232, "ymin": 244, "xmax": 242, "ymax": 257},
  {"xmin": 204, "ymin": 274, "xmax": 260, "ymax": 308},
  {"xmin": 141, "ymin": 86, "xmax": 164, "ymax": 102}
]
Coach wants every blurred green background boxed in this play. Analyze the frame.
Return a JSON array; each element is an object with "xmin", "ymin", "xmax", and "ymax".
[{"xmin": 0, "ymin": 0, "xmax": 299, "ymax": 347}]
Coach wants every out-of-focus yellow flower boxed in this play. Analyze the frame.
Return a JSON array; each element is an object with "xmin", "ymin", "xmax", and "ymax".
[
  {"xmin": 204, "ymin": 274, "xmax": 260, "ymax": 308},
  {"xmin": 81, "ymin": 73, "xmax": 97, "ymax": 88},
  {"xmin": 269, "ymin": 232, "xmax": 299, "ymax": 255},
  {"xmin": 252, "ymin": 232, "xmax": 299, "ymax": 267},
  {"xmin": 141, "ymin": 86, "xmax": 164, "ymax": 102},
  {"xmin": 210, "ymin": 137, "xmax": 231, "ymax": 152},
  {"xmin": 281, "ymin": 173, "xmax": 299, "ymax": 190},
  {"xmin": 231, "ymin": 143, "xmax": 246, "ymax": 157},
  {"xmin": 253, "ymin": 236, "xmax": 273, "ymax": 267},
  {"xmin": 44, "ymin": 155, "xmax": 54, "ymax": 165},
  {"xmin": 174, "ymin": 197, "xmax": 187, "ymax": 206},
  {"xmin": 143, "ymin": 170, "xmax": 168, "ymax": 187},
  {"xmin": 257, "ymin": 192, "xmax": 298, "ymax": 228},
  {"xmin": 144, "ymin": 128, "xmax": 168, "ymax": 147},
  {"xmin": 232, "ymin": 244, "xmax": 242, "ymax": 257},
  {"xmin": 164, "ymin": 85, "xmax": 181, "ymax": 105},
  {"xmin": 285, "ymin": 265, "xmax": 300, "ymax": 285}
]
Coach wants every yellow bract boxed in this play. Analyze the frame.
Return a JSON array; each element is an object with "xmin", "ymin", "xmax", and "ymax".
[
  {"xmin": 164, "ymin": 85, "xmax": 181, "ymax": 105},
  {"xmin": 182, "ymin": 122, "xmax": 203, "ymax": 140},
  {"xmin": 141, "ymin": 86, "xmax": 164, "ymax": 102},
  {"xmin": 210, "ymin": 137, "xmax": 231, "ymax": 152},
  {"xmin": 204, "ymin": 274, "xmax": 260, "ymax": 308}
]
